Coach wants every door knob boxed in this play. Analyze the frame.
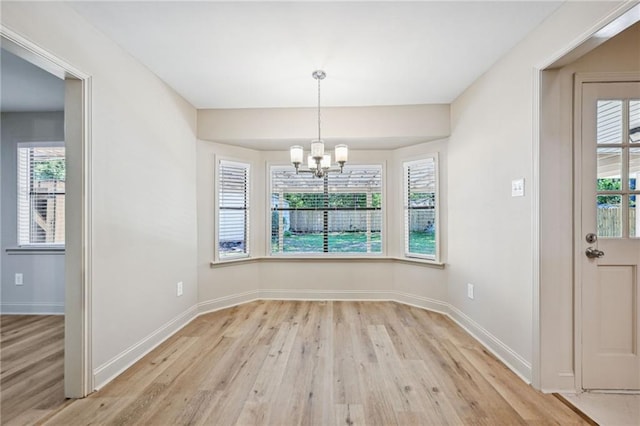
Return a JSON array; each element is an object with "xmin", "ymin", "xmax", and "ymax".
[{"xmin": 585, "ymin": 247, "xmax": 605, "ymax": 259}]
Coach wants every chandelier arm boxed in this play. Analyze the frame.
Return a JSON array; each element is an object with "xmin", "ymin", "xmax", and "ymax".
[{"xmin": 296, "ymin": 167, "xmax": 343, "ymax": 174}]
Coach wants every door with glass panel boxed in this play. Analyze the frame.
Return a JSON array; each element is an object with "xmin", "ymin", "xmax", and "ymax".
[{"xmin": 580, "ymin": 81, "xmax": 640, "ymax": 390}]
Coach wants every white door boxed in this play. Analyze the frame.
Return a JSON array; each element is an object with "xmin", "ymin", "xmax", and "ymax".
[{"xmin": 581, "ymin": 81, "xmax": 640, "ymax": 390}]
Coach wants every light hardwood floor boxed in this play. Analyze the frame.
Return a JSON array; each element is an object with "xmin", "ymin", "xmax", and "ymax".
[
  {"xmin": 0, "ymin": 315, "xmax": 66, "ymax": 425},
  {"xmin": 35, "ymin": 301, "xmax": 588, "ymax": 425}
]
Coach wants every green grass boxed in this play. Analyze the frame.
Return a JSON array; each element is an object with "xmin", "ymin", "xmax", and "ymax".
[
  {"xmin": 270, "ymin": 231, "xmax": 435, "ymax": 255},
  {"xmin": 409, "ymin": 231, "xmax": 436, "ymax": 256},
  {"xmin": 272, "ymin": 232, "xmax": 381, "ymax": 253}
]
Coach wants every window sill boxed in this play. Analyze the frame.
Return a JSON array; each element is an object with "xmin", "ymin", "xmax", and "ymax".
[
  {"xmin": 210, "ymin": 256, "xmax": 260, "ymax": 268},
  {"xmin": 6, "ymin": 246, "xmax": 65, "ymax": 255},
  {"xmin": 210, "ymin": 256, "xmax": 444, "ymax": 269},
  {"xmin": 391, "ymin": 257, "xmax": 445, "ymax": 269},
  {"xmin": 263, "ymin": 255, "xmax": 388, "ymax": 262}
]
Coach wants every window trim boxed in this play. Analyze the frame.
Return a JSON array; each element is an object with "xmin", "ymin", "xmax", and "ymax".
[
  {"xmin": 16, "ymin": 141, "xmax": 66, "ymax": 248},
  {"xmin": 403, "ymin": 154, "xmax": 440, "ymax": 263},
  {"xmin": 267, "ymin": 161, "xmax": 387, "ymax": 257},
  {"xmin": 214, "ymin": 157, "xmax": 251, "ymax": 262}
]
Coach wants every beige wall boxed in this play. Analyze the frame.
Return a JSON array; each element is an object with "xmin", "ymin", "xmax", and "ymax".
[
  {"xmin": 449, "ymin": 0, "xmax": 636, "ymax": 386},
  {"xmin": 198, "ymin": 104, "xmax": 450, "ymax": 150},
  {"xmin": 1, "ymin": 2, "xmax": 199, "ymax": 389},
  {"xmin": 539, "ymin": 21, "xmax": 640, "ymax": 391}
]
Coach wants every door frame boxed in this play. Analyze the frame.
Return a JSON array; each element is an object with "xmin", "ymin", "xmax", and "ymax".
[
  {"xmin": 573, "ymin": 72, "xmax": 640, "ymax": 391},
  {"xmin": 532, "ymin": 2, "xmax": 640, "ymax": 392},
  {"xmin": 1, "ymin": 26, "xmax": 93, "ymax": 397}
]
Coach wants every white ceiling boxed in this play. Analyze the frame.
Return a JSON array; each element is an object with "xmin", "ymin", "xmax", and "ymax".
[
  {"xmin": 69, "ymin": 1, "xmax": 563, "ymax": 109},
  {"xmin": 0, "ymin": 48, "xmax": 64, "ymax": 112}
]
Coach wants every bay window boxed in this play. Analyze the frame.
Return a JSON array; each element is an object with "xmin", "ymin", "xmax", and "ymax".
[
  {"xmin": 404, "ymin": 157, "xmax": 438, "ymax": 260},
  {"xmin": 270, "ymin": 165, "xmax": 383, "ymax": 254},
  {"xmin": 217, "ymin": 159, "xmax": 250, "ymax": 260}
]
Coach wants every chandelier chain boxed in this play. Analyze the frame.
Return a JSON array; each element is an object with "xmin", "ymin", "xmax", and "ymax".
[{"xmin": 317, "ymin": 74, "xmax": 322, "ymax": 141}]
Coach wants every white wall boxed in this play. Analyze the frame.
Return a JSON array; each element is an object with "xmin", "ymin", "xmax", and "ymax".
[
  {"xmin": 448, "ymin": 0, "xmax": 635, "ymax": 384},
  {"xmin": 1, "ymin": 2, "xmax": 199, "ymax": 389},
  {"xmin": 539, "ymin": 21, "xmax": 640, "ymax": 391},
  {"xmin": 1, "ymin": 112, "xmax": 65, "ymax": 314}
]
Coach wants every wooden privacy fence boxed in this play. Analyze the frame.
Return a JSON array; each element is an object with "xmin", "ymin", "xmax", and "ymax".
[
  {"xmin": 597, "ymin": 206, "xmax": 636, "ymax": 237},
  {"xmin": 287, "ymin": 211, "xmax": 381, "ymax": 233},
  {"xmin": 284, "ymin": 209, "xmax": 436, "ymax": 233},
  {"xmin": 31, "ymin": 180, "xmax": 65, "ymax": 244}
]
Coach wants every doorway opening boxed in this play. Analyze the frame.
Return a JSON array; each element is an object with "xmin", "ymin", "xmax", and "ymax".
[
  {"xmin": 0, "ymin": 28, "xmax": 92, "ymax": 409},
  {"xmin": 0, "ymin": 46, "xmax": 67, "ymax": 422}
]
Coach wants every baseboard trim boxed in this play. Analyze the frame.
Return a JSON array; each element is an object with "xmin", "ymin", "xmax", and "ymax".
[
  {"xmin": 260, "ymin": 288, "xmax": 392, "ymax": 301},
  {"xmin": 392, "ymin": 291, "xmax": 450, "ymax": 315},
  {"xmin": 92, "ymin": 304, "xmax": 198, "ymax": 390},
  {"xmin": 447, "ymin": 304, "xmax": 532, "ymax": 383},
  {"xmin": 259, "ymin": 289, "xmax": 449, "ymax": 315},
  {"xmin": 197, "ymin": 290, "xmax": 260, "ymax": 315},
  {"xmin": 539, "ymin": 372, "xmax": 577, "ymax": 393},
  {"xmin": 0, "ymin": 303, "xmax": 64, "ymax": 315}
]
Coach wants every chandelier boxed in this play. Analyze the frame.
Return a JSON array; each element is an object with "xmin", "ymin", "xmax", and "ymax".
[{"xmin": 290, "ymin": 70, "xmax": 348, "ymax": 178}]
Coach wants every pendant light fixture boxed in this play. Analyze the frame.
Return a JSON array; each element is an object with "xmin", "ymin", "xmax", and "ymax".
[{"xmin": 290, "ymin": 70, "xmax": 348, "ymax": 178}]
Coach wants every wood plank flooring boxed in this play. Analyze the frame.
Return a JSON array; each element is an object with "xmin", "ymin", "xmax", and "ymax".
[
  {"xmin": 0, "ymin": 315, "xmax": 66, "ymax": 425},
  {"xmin": 40, "ymin": 301, "xmax": 588, "ymax": 425}
]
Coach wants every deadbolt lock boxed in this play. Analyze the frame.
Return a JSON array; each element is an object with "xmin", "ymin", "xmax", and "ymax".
[{"xmin": 585, "ymin": 233, "xmax": 597, "ymax": 244}]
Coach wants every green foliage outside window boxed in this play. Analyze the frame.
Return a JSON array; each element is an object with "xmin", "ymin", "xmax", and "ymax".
[
  {"xmin": 282, "ymin": 192, "xmax": 380, "ymax": 208},
  {"xmin": 597, "ymin": 178, "xmax": 636, "ymax": 207},
  {"xmin": 34, "ymin": 159, "xmax": 65, "ymax": 181}
]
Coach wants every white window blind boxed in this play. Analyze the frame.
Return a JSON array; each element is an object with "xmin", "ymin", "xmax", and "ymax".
[
  {"xmin": 404, "ymin": 158, "xmax": 437, "ymax": 259},
  {"xmin": 271, "ymin": 165, "xmax": 382, "ymax": 254},
  {"xmin": 17, "ymin": 144, "xmax": 66, "ymax": 246},
  {"xmin": 218, "ymin": 160, "xmax": 250, "ymax": 259}
]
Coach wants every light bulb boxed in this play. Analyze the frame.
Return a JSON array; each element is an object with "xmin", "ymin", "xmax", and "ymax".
[
  {"xmin": 321, "ymin": 154, "xmax": 331, "ymax": 168},
  {"xmin": 335, "ymin": 144, "xmax": 348, "ymax": 163},
  {"xmin": 311, "ymin": 140, "xmax": 324, "ymax": 159},
  {"xmin": 290, "ymin": 145, "xmax": 304, "ymax": 164}
]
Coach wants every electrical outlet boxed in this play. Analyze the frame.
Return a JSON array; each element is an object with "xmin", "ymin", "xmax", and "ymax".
[
  {"xmin": 467, "ymin": 283, "xmax": 474, "ymax": 299},
  {"xmin": 15, "ymin": 273, "xmax": 23, "ymax": 286},
  {"xmin": 177, "ymin": 281, "xmax": 183, "ymax": 297}
]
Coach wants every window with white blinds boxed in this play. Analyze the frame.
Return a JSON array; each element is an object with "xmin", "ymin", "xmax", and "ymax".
[
  {"xmin": 17, "ymin": 143, "xmax": 66, "ymax": 246},
  {"xmin": 217, "ymin": 160, "xmax": 250, "ymax": 260},
  {"xmin": 271, "ymin": 165, "xmax": 382, "ymax": 254},
  {"xmin": 404, "ymin": 157, "xmax": 437, "ymax": 260}
]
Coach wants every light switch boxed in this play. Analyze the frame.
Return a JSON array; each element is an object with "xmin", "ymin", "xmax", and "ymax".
[{"xmin": 511, "ymin": 178, "xmax": 525, "ymax": 197}]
